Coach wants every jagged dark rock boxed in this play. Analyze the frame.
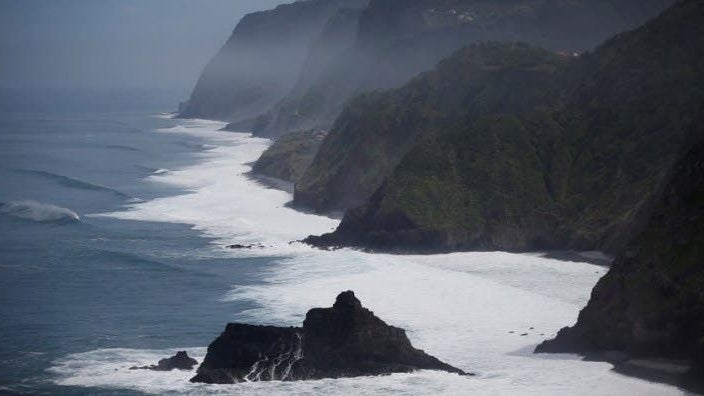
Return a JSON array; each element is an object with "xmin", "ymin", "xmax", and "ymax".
[
  {"xmin": 130, "ymin": 351, "xmax": 198, "ymax": 371},
  {"xmin": 190, "ymin": 291, "xmax": 468, "ymax": 383}
]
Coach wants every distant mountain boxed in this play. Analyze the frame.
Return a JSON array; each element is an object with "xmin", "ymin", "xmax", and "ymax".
[
  {"xmin": 240, "ymin": 0, "xmax": 674, "ymax": 137},
  {"xmin": 179, "ymin": 0, "xmax": 369, "ymax": 122},
  {"xmin": 303, "ymin": 0, "xmax": 704, "ymax": 254}
]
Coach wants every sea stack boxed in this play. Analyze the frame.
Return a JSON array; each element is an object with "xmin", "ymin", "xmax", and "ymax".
[{"xmin": 191, "ymin": 291, "xmax": 468, "ymax": 383}]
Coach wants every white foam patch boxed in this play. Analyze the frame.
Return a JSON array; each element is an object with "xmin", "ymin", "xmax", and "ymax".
[
  {"xmin": 48, "ymin": 348, "xmax": 473, "ymax": 395},
  {"xmin": 49, "ymin": 348, "xmax": 207, "ymax": 394},
  {"xmin": 95, "ymin": 118, "xmax": 337, "ymax": 254},
  {"xmin": 224, "ymin": 251, "xmax": 675, "ymax": 395},
  {"xmin": 65, "ymin": 119, "xmax": 681, "ymax": 395}
]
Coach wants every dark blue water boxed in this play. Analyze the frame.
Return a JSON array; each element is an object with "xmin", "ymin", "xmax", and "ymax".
[{"xmin": 0, "ymin": 89, "xmax": 268, "ymax": 395}]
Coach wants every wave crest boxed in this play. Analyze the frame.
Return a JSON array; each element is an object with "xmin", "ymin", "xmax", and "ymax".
[
  {"xmin": 18, "ymin": 169, "xmax": 130, "ymax": 198},
  {"xmin": 0, "ymin": 200, "xmax": 80, "ymax": 223}
]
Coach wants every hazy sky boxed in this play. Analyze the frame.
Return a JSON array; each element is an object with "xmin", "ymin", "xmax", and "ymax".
[{"xmin": 0, "ymin": 0, "xmax": 288, "ymax": 93}]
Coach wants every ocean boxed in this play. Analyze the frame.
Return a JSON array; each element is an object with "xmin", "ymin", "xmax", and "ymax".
[{"xmin": 0, "ymin": 89, "xmax": 684, "ymax": 395}]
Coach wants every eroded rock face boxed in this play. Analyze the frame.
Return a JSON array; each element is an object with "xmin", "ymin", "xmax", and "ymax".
[{"xmin": 191, "ymin": 291, "xmax": 468, "ymax": 383}]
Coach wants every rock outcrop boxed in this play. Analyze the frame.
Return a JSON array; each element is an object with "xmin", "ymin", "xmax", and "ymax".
[
  {"xmin": 535, "ymin": 140, "xmax": 704, "ymax": 388},
  {"xmin": 130, "ymin": 351, "xmax": 198, "ymax": 371},
  {"xmin": 252, "ymin": 129, "xmax": 327, "ymax": 183},
  {"xmin": 304, "ymin": 0, "xmax": 704, "ymax": 254},
  {"xmin": 191, "ymin": 291, "xmax": 467, "ymax": 383}
]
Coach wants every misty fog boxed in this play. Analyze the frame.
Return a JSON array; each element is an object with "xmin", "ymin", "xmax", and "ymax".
[{"xmin": 0, "ymin": 0, "xmax": 287, "ymax": 95}]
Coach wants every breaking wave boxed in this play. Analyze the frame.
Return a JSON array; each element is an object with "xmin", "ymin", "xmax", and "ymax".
[
  {"xmin": 135, "ymin": 166, "xmax": 170, "ymax": 175},
  {"xmin": 0, "ymin": 200, "xmax": 80, "ymax": 223},
  {"xmin": 18, "ymin": 169, "xmax": 130, "ymax": 198}
]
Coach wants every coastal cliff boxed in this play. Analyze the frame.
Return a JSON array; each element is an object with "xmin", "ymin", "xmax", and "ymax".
[
  {"xmin": 535, "ymin": 140, "xmax": 704, "ymax": 388},
  {"xmin": 229, "ymin": 7, "xmax": 365, "ymax": 137},
  {"xmin": 304, "ymin": 0, "xmax": 704, "ymax": 254},
  {"xmin": 180, "ymin": 0, "xmax": 368, "ymax": 122}
]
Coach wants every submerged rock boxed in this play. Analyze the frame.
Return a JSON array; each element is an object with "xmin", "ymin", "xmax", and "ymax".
[
  {"xmin": 130, "ymin": 351, "xmax": 198, "ymax": 371},
  {"xmin": 227, "ymin": 243, "xmax": 264, "ymax": 249},
  {"xmin": 191, "ymin": 291, "xmax": 468, "ymax": 383}
]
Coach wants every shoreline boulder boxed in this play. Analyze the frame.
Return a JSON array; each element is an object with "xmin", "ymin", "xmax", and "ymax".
[{"xmin": 130, "ymin": 351, "xmax": 198, "ymax": 371}]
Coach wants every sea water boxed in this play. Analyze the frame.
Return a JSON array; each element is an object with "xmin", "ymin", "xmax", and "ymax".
[{"xmin": 0, "ymin": 89, "xmax": 685, "ymax": 395}]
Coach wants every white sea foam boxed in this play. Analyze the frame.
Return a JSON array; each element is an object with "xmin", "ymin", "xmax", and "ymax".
[
  {"xmin": 48, "ymin": 348, "xmax": 207, "ymax": 394},
  {"xmin": 95, "ymin": 118, "xmax": 338, "ymax": 253},
  {"xmin": 0, "ymin": 200, "xmax": 80, "ymax": 222},
  {"xmin": 63, "ymin": 119, "xmax": 682, "ymax": 395}
]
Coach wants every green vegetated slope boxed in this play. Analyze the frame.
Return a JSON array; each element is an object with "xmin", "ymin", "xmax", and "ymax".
[
  {"xmin": 296, "ymin": 42, "xmax": 567, "ymax": 212},
  {"xmin": 536, "ymin": 139, "xmax": 704, "ymax": 382},
  {"xmin": 305, "ymin": 0, "xmax": 704, "ymax": 253},
  {"xmin": 295, "ymin": 0, "xmax": 675, "ymax": 210}
]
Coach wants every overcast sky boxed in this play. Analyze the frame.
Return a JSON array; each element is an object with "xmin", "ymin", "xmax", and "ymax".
[{"xmin": 0, "ymin": 0, "xmax": 287, "ymax": 93}]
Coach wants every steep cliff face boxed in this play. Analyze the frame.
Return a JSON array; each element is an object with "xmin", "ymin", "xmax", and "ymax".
[
  {"xmin": 249, "ymin": 0, "xmax": 673, "ymax": 138},
  {"xmin": 304, "ymin": 0, "xmax": 704, "ymax": 253},
  {"xmin": 535, "ymin": 140, "xmax": 704, "ymax": 381},
  {"xmin": 232, "ymin": 7, "xmax": 366, "ymax": 137},
  {"xmin": 180, "ymin": 0, "xmax": 367, "ymax": 122}
]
